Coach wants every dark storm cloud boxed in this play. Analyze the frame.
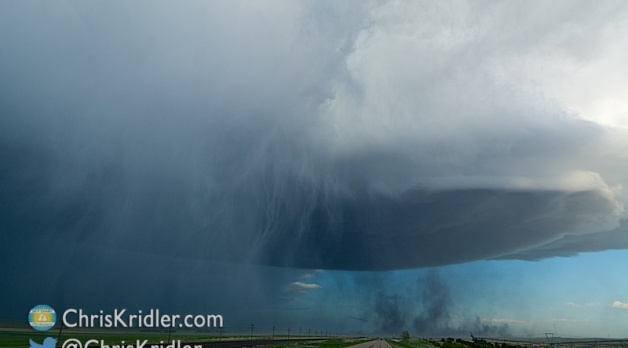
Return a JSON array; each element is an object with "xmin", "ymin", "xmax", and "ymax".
[
  {"xmin": 375, "ymin": 291, "xmax": 407, "ymax": 333},
  {"xmin": 411, "ymin": 271, "xmax": 510, "ymax": 337},
  {"xmin": 2, "ymin": 0, "xmax": 628, "ymax": 284},
  {"xmin": 365, "ymin": 271, "xmax": 512, "ymax": 336},
  {"xmin": 413, "ymin": 271, "xmax": 451, "ymax": 335}
]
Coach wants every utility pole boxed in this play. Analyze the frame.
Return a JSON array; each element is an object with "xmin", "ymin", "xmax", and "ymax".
[
  {"xmin": 57, "ymin": 321, "xmax": 64, "ymax": 342},
  {"xmin": 219, "ymin": 327, "xmax": 223, "ymax": 341},
  {"xmin": 272, "ymin": 326, "xmax": 276, "ymax": 340},
  {"xmin": 250, "ymin": 324, "xmax": 255, "ymax": 341},
  {"xmin": 287, "ymin": 328, "xmax": 291, "ymax": 340}
]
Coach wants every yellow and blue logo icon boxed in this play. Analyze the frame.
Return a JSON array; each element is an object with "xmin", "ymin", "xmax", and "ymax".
[{"xmin": 28, "ymin": 305, "xmax": 56, "ymax": 331}]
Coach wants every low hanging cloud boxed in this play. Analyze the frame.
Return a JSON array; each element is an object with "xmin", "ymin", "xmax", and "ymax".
[
  {"xmin": 289, "ymin": 282, "xmax": 322, "ymax": 292},
  {"xmin": 610, "ymin": 301, "xmax": 628, "ymax": 310},
  {"xmin": 566, "ymin": 302, "xmax": 601, "ymax": 308},
  {"xmin": 2, "ymin": 0, "xmax": 628, "ymax": 279}
]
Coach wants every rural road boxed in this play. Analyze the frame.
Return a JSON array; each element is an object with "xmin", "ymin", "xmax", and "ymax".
[{"xmin": 348, "ymin": 339, "xmax": 393, "ymax": 348}]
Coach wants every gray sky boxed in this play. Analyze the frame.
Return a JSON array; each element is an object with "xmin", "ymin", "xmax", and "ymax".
[{"xmin": 1, "ymin": 0, "xmax": 628, "ymax": 337}]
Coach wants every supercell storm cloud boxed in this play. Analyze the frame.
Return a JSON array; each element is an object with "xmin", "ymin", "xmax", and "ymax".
[{"xmin": 2, "ymin": 1, "xmax": 628, "ymax": 274}]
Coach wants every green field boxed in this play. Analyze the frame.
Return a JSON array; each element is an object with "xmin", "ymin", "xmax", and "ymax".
[
  {"xmin": 262, "ymin": 338, "xmax": 371, "ymax": 348},
  {"xmin": 0, "ymin": 327, "xmax": 368, "ymax": 348},
  {"xmin": 388, "ymin": 339, "xmax": 437, "ymax": 348},
  {"xmin": 0, "ymin": 328, "xmax": 231, "ymax": 348}
]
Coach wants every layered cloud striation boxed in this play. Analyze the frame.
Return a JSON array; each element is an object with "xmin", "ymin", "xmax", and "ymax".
[{"xmin": 2, "ymin": 1, "xmax": 628, "ymax": 272}]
